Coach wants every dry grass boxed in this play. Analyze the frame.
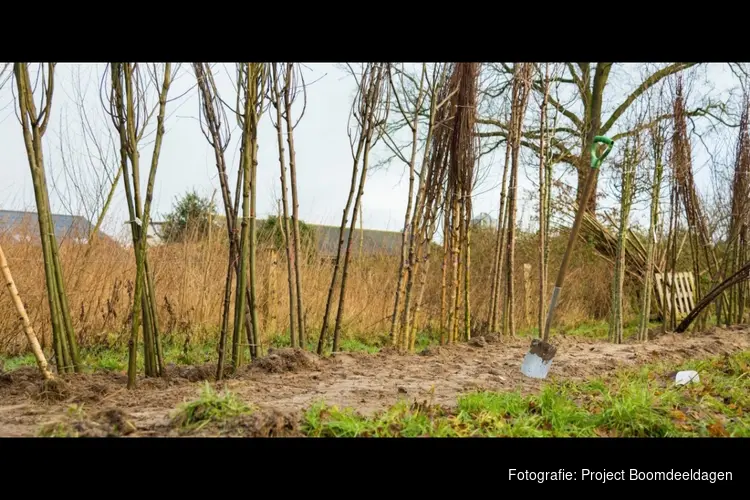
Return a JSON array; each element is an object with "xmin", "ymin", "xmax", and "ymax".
[{"xmin": 0, "ymin": 222, "xmax": 629, "ymax": 357}]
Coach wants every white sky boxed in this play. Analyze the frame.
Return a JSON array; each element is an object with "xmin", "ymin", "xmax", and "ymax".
[{"xmin": 0, "ymin": 63, "xmax": 741, "ymax": 242}]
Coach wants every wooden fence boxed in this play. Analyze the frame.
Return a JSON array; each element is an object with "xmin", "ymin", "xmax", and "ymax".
[{"xmin": 654, "ymin": 271, "xmax": 696, "ymax": 319}]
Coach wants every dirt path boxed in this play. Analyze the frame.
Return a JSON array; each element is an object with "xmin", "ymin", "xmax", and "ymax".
[{"xmin": 1, "ymin": 326, "xmax": 749, "ymax": 436}]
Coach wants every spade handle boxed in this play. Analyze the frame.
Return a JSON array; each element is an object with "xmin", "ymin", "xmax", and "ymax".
[{"xmin": 542, "ymin": 136, "xmax": 614, "ymax": 341}]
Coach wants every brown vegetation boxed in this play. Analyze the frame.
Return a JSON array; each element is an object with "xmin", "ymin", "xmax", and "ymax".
[{"xmin": 0, "ymin": 222, "xmax": 617, "ymax": 356}]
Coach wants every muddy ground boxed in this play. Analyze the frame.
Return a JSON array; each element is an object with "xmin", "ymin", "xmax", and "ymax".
[{"xmin": 1, "ymin": 326, "xmax": 749, "ymax": 437}]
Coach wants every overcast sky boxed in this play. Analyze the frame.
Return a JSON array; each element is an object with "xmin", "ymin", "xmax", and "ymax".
[{"xmin": 0, "ymin": 63, "xmax": 741, "ymax": 242}]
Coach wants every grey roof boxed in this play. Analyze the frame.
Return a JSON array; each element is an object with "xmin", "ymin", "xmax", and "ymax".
[
  {"xmin": 312, "ymin": 225, "xmax": 404, "ymax": 256},
  {"xmin": 0, "ymin": 210, "xmax": 94, "ymax": 242}
]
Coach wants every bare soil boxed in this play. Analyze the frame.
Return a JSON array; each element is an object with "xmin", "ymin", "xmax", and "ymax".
[{"xmin": 1, "ymin": 326, "xmax": 748, "ymax": 437}]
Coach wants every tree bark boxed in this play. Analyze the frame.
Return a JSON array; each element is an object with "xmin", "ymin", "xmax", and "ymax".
[{"xmin": 0, "ymin": 244, "xmax": 54, "ymax": 380}]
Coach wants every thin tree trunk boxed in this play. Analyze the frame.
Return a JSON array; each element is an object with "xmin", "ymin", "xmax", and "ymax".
[
  {"xmin": 638, "ymin": 125, "xmax": 664, "ymax": 341},
  {"xmin": 332, "ymin": 149, "xmax": 369, "ymax": 353},
  {"xmin": 113, "ymin": 63, "xmax": 172, "ymax": 387},
  {"xmin": 0, "ymin": 244, "xmax": 54, "ymax": 380},
  {"xmin": 248, "ymin": 109, "xmax": 261, "ymax": 359},
  {"xmin": 665, "ymin": 172, "xmax": 679, "ymax": 331},
  {"xmin": 317, "ymin": 66, "xmax": 377, "ymax": 355},
  {"xmin": 121, "ymin": 64, "xmax": 154, "ymax": 380},
  {"xmin": 231, "ymin": 63, "xmax": 265, "ymax": 363},
  {"xmin": 137, "ymin": 63, "xmax": 171, "ymax": 377},
  {"xmin": 332, "ymin": 64, "xmax": 387, "ymax": 353},
  {"xmin": 193, "ymin": 62, "xmax": 253, "ymax": 369},
  {"xmin": 388, "ymin": 99, "xmax": 421, "ymax": 345},
  {"xmin": 14, "ymin": 63, "xmax": 80, "ymax": 374},
  {"xmin": 610, "ymin": 140, "xmax": 636, "ymax": 344},
  {"xmin": 217, "ymin": 241, "xmax": 234, "ymax": 379},
  {"xmin": 109, "ymin": 63, "xmax": 139, "ymax": 382},
  {"xmin": 389, "ymin": 66, "xmax": 428, "ymax": 348},
  {"xmin": 439, "ymin": 218, "xmax": 449, "ymax": 344},
  {"xmin": 489, "ymin": 122, "xmax": 512, "ymax": 333},
  {"xmin": 233, "ymin": 74, "xmax": 255, "ymax": 367},
  {"xmin": 90, "ymin": 165, "xmax": 122, "ymax": 242},
  {"xmin": 271, "ymin": 64, "xmax": 297, "ymax": 348},
  {"xmin": 317, "ymin": 134, "xmax": 366, "ymax": 354},
  {"xmin": 447, "ymin": 191, "xmax": 460, "ymax": 344},
  {"xmin": 503, "ymin": 63, "xmax": 533, "ymax": 338},
  {"xmin": 408, "ymin": 194, "xmax": 443, "ymax": 351},
  {"xmin": 463, "ymin": 191, "xmax": 472, "ymax": 340},
  {"xmin": 283, "ymin": 63, "xmax": 306, "ymax": 349}
]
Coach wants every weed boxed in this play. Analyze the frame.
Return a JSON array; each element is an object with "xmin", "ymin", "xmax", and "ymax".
[{"xmin": 171, "ymin": 383, "xmax": 253, "ymax": 431}]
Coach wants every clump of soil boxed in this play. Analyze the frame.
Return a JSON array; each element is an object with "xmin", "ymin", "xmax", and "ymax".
[
  {"xmin": 168, "ymin": 364, "xmax": 215, "ymax": 383},
  {"xmin": 377, "ymin": 346, "xmax": 398, "ymax": 356},
  {"xmin": 91, "ymin": 408, "xmax": 138, "ymax": 435},
  {"xmin": 0, "ymin": 367, "xmax": 42, "ymax": 389},
  {"xmin": 65, "ymin": 380, "xmax": 119, "ymax": 404},
  {"xmin": 647, "ymin": 328, "xmax": 667, "ymax": 340},
  {"xmin": 138, "ymin": 377, "xmax": 172, "ymax": 390},
  {"xmin": 38, "ymin": 407, "xmax": 136, "ymax": 437},
  {"xmin": 219, "ymin": 409, "xmax": 302, "ymax": 437},
  {"xmin": 253, "ymin": 348, "xmax": 320, "ymax": 374},
  {"xmin": 33, "ymin": 378, "xmax": 71, "ymax": 402},
  {"xmin": 0, "ymin": 370, "xmax": 73, "ymax": 402},
  {"xmin": 468, "ymin": 336, "xmax": 487, "ymax": 348},
  {"xmin": 419, "ymin": 346, "xmax": 443, "ymax": 357}
]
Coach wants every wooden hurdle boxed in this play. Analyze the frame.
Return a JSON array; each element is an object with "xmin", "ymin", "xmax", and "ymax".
[{"xmin": 654, "ymin": 271, "xmax": 696, "ymax": 319}]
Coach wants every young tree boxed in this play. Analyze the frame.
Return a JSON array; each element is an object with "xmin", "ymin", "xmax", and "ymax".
[
  {"xmin": 725, "ymin": 94, "xmax": 750, "ymax": 324},
  {"xmin": 232, "ymin": 63, "xmax": 267, "ymax": 364},
  {"xmin": 14, "ymin": 63, "xmax": 81, "ymax": 374},
  {"xmin": 331, "ymin": 63, "xmax": 390, "ymax": 353},
  {"xmin": 283, "ymin": 64, "xmax": 307, "ymax": 348},
  {"xmin": 318, "ymin": 63, "xmax": 389, "ymax": 354},
  {"xmin": 269, "ymin": 63, "xmax": 307, "ymax": 349},
  {"xmin": 610, "ymin": 135, "xmax": 639, "ymax": 344},
  {"xmin": 193, "ymin": 62, "xmax": 255, "ymax": 377},
  {"xmin": 105, "ymin": 62, "xmax": 176, "ymax": 388},
  {"xmin": 270, "ymin": 63, "xmax": 298, "ymax": 347},
  {"xmin": 638, "ymin": 117, "xmax": 667, "ymax": 341},
  {"xmin": 388, "ymin": 63, "xmax": 451, "ymax": 350},
  {"xmin": 487, "ymin": 109, "xmax": 512, "ymax": 333},
  {"xmin": 536, "ymin": 64, "xmax": 552, "ymax": 337},
  {"xmin": 501, "ymin": 63, "xmax": 533, "ymax": 338},
  {"xmin": 383, "ymin": 63, "xmax": 427, "ymax": 347}
]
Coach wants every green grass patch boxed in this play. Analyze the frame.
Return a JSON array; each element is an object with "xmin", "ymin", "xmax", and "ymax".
[
  {"xmin": 302, "ymin": 350, "xmax": 750, "ymax": 437},
  {"xmin": 515, "ymin": 319, "xmax": 664, "ymax": 341},
  {"xmin": 2, "ymin": 338, "xmax": 232, "ymax": 374},
  {"xmin": 0, "ymin": 353, "xmax": 38, "ymax": 371},
  {"xmin": 171, "ymin": 383, "xmax": 254, "ymax": 431}
]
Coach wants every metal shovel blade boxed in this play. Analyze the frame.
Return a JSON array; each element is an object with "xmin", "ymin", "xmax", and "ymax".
[{"xmin": 520, "ymin": 338, "xmax": 557, "ymax": 379}]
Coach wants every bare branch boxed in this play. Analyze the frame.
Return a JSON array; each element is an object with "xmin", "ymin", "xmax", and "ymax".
[{"xmin": 601, "ymin": 63, "xmax": 699, "ymax": 134}]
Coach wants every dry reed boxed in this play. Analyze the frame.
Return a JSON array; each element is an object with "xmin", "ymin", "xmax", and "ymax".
[{"xmin": 0, "ymin": 218, "xmax": 623, "ymax": 357}]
